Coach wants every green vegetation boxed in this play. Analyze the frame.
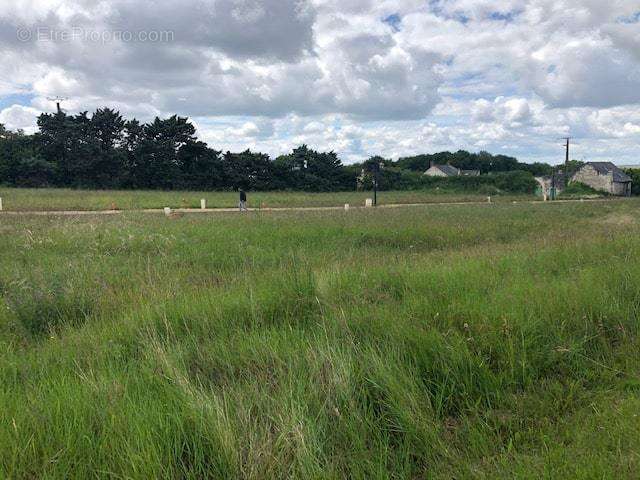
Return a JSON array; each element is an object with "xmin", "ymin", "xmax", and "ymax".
[
  {"xmin": 1, "ymin": 112, "xmax": 545, "ymax": 193},
  {"xmin": 0, "ymin": 187, "xmax": 533, "ymax": 211},
  {"xmin": 396, "ymin": 150, "xmax": 554, "ymax": 176},
  {"xmin": 1, "ymin": 200, "xmax": 640, "ymax": 478},
  {"xmin": 364, "ymin": 168, "xmax": 538, "ymax": 195},
  {"xmin": 559, "ymin": 182, "xmax": 605, "ymax": 199},
  {"xmin": 624, "ymin": 168, "xmax": 640, "ymax": 196}
]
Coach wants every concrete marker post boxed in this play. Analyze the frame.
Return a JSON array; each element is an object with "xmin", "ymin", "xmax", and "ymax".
[
  {"xmin": 365, "ymin": 198, "xmax": 373, "ymax": 208},
  {"xmin": 487, "ymin": 196, "xmax": 491, "ymax": 204},
  {"xmin": 344, "ymin": 203, "xmax": 350, "ymax": 211},
  {"xmin": 201, "ymin": 199, "xmax": 206, "ymax": 210},
  {"xmin": 0, "ymin": 197, "xmax": 3, "ymax": 211},
  {"xmin": 164, "ymin": 207, "xmax": 172, "ymax": 217}
]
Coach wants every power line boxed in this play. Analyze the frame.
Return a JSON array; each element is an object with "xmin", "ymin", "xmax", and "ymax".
[{"xmin": 46, "ymin": 96, "xmax": 68, "ymax": 114}]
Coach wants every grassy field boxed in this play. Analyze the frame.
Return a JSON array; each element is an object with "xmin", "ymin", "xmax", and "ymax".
[
  {"xmin": 0, "ymin": 187, "xmax": 534, "ymax": 211},
  {"xmin": 1, "ymin": 199, "xmax": 639, "ymax": 478}
]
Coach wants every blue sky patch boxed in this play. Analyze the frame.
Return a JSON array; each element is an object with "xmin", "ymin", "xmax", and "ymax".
[
  {"xmin": 617, "ymin": 11, "xmax": 640, "ymax": 24},
  {"xmin": 427, "ymin": 1, "xmax": 469, "ymax": 24},
  {"xmin": 453, "ymin": 12, "xmax": 470, "ymax": 24},
  {"xmin": 0, "ymin": 93, "xmax": 34, "ymax": 110},
  {"xmin": 383, "ymin": 14, "xmax": 402, "ymax": 32},
  {"xmin": 488, "ymin": 10, "xmax": 521, "ymax": 22}
]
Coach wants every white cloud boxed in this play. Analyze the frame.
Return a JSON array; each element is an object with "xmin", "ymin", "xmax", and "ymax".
[
  {"xmin": 33, "ymin": 69, "xmax": 85, "ymax": 97},
  {"xmin": 0, "ymin": 104, "xmax": 41, "ymax": 133},
  {"xmin": 0, "ymin": 0, "xmax": 639, "ymax": 164}
]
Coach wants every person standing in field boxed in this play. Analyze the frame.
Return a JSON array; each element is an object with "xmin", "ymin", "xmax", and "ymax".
[{"xmin": 239, "ymin": 189, "xmax": 248, "ymax": 212}]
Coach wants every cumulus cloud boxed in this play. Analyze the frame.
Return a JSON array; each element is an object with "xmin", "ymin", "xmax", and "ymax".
[
  {"xmin": 525, "ymin": 36, "xmax": 640, "ymax": 108},
  {"xmin": 0, "ymin": 0, "xmax": 639, "ymax": 164},
  {"xmin": 0, "ymin": 104, "xmax": 42, "ymax": 132}
]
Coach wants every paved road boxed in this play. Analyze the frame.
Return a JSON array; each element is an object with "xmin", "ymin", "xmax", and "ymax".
[{"xmin": 0, "ymin": 197, "xmax": 627, "ymax": 217}]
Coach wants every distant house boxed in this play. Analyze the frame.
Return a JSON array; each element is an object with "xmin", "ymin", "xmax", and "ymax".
[
  {"xmin": 424, "ymin": 164, "xmax": 480, "ymax": 177},
  {"xmin": 571, "ymin": 162, "xmax": 632, "ymax": 196},
  {"xmin": 424, "ymin": 164, "xmax": 459, "ymax": 177}
]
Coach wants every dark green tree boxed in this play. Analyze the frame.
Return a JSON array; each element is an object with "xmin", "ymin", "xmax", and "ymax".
[
  {"xmin": 223, "ymin": 150, "xmax": 275, "ymax": 191},
  {"xmin": 133, "ymin": 116, "xmax": 197, "ymax": 189},
  {"xmin": 274, "ymin": 145, "xmax": 353, "ymax": 191},
  {"xmin": 177, "ymin": 141, "xmax": 224, "ymax": 190}
]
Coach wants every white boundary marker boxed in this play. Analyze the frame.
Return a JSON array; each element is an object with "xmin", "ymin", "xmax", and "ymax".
[{"xmin": 0, "ymin": 198, "xmax": 630, "ymax": 217}]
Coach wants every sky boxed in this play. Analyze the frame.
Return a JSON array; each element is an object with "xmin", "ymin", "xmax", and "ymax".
[{"xmin": 0, "ymin": 0, "xmax": 639, "ymax": 165}]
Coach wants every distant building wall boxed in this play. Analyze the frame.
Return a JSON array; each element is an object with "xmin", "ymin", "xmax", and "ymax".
[
  {"xmin": 612, "ymin": 181, "xmax": 630, "ymax": 196},
  {"xmin": 572, "ymin": 165, "xmax": 613, "ymax": 193}
]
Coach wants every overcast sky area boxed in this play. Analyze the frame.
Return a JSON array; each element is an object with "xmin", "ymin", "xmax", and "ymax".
[{"xmin": 0, "ymin": 0, "xmax": 639, "ymax": 165}]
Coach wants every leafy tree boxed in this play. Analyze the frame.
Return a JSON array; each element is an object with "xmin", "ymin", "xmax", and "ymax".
[
  {"xmin": 564, "ymin": 160, "xmax": 585, "ymax": 176},
  {"xmin": 520, "ymin": 162, "xmax": 553, "ymax": 176},
  {"xmin": 0, "ymin": 107, "xmax": 563, "ymax": 194},
  {"xmin": 624, "ymin": 169, "xmax": 640, "ymax": 196},
  {"xmin": 177, "ymin": 141, "xmax": 224, "ymax": 190},
  {"xmin": 121, "ymin": 119, "xmax": 144, "ymax": 187},
  {"xmin": 397, "ymin": 150, "xmax": 525, "ymax": 174},
  {"xmin": 223, "ymin": 150, "xmax": 275, "ymax": 191},
  {"xmin": 0, "ymin": 130, "xmax": 54, "ymax": 186},
  {"xmin": 274, "ymin": 145, "xmax": 354, "ymax": 191},
  {"xmin": 91, "ymin": 108, "xmax": 125, "ymax": 151},
  {"xmin": 37, "ymin": 111, "xmax": 76, "ymax": 186},
  {"xmin": 133, "ymin": 116, "xmax": 197, "ymax": 189}
]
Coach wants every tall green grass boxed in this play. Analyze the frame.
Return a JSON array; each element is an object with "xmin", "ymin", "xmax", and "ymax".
[{"xmin": 1, "ymin": 200, "xmax": 639, "ymax": 478}]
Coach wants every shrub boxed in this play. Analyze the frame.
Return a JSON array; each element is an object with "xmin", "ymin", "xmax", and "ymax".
[
  {"xmin": 624, "ymin": 169, "xmax": 640, "ymax": 196},
  {"xmin": 560, "ymin": 182, "xmax": 605, "ymax": 198}
]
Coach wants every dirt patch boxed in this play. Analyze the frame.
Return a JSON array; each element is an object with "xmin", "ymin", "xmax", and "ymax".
[{"xmin": 601, "ymin": 214, "xmax": 637, "ymax": 226}]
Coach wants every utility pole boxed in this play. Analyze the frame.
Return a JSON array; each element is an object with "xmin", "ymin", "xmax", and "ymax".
[
  {"xmin": 372, "ymin": 161, "xmax": 383, "ymax": 206},
  {"xmin": 562, "ymin": 137, "xmax": 571, "ymax": 182},
  {"xmin": 373, "ymin": 163, "xmax": 378, "ymax": 206},
  {"xmin": 47, "ymin": 96, "xmax": 68, "ymax": 114}
]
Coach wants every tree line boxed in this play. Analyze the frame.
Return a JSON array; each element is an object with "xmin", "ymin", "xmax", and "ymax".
[{"xmin": 1, "ymin": 108, "xmax": 565, "ymax": 194}]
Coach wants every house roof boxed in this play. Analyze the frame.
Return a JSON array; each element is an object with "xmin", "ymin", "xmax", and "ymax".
[
  {"xmin": 431, "ymin": 164, "xmax": 460, "ymax": 176},
  {"xmin": 586, "ymin": 162, "xmax": 632, "ymax": 183}
]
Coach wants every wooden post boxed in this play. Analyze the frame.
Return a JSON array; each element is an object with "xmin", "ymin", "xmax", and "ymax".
[{"xmin": 201, "ymin": 199, "xmax": 206, "ymax": 210}]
